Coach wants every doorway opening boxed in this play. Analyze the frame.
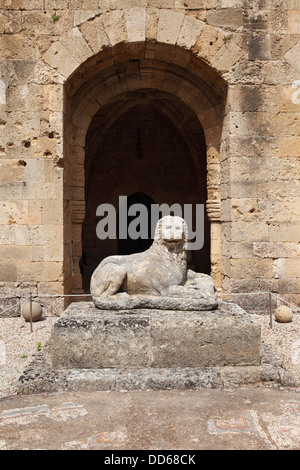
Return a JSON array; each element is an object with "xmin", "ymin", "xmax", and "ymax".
[
  {"xmin": 118, "ymin": 192, "xmax": 156, "ymax": 255},
  {"xmin": 63, "ymin": 42, "xmax": 227, "ymax": 294},
  {"xmin": 81, "ymin": 95, "xmax": 210, "ymax": 292}
]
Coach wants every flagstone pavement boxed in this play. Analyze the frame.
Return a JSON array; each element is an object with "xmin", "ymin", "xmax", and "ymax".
[{"xmin": 0, "ymin": 386, "xmax": 299, "ymax": 451}]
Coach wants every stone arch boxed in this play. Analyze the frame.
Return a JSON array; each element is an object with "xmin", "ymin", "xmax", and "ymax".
[
  {"xmin": 41, "ymin": 9, "xmax": 239, "ymax": 293},
  {"xmin": 43, "ymin": 8, "xmax": 241, "ymax": 82}
]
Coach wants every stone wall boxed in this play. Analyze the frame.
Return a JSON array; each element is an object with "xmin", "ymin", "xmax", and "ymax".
[{"xmin": 0, "ymin": 1, "xmax": 299, "ymax": 315}]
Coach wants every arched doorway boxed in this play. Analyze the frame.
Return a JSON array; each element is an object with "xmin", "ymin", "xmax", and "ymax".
[
  {"xmin": 81, "ymin": 93, "xmax": 211, "ymax": 292},
  {"xmin": 63, "ymin": 40, "xmax": 227, "ymax": 294}
]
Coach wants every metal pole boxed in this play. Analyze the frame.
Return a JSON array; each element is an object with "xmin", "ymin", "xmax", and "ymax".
[
  {"xmin": 269, "ymin": 291, "xmax": 272, "ymax": 329},
  {"xmin": 29, "ymin": 293, "xmax": 33, "ymax": 333}
]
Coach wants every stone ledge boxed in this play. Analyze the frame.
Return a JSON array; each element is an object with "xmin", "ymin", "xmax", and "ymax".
[
  {"xmin": 17, "ymin": 343, "xmax": 295, "ymax": 395},
  {"xmin": 93, "ymin": 292, "xmax": 218, "ymax": 311}
]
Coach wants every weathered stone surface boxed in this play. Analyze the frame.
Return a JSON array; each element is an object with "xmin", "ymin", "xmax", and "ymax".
[
  {"xmin": 17, "ymin": 360, "xmax": 294, "ymax": 395},
  {"xmin": 177, "ymin": 15, "xmax": 204, "ymax": 49},
  {"xmin": 17, "ymin": 308, "xmax": 295, "ymax": 394},
  {"xmin": 93, "ymin": 291, "xmax": 217, "ymax": 311},
  {"xmin": 125, "ymin": 8, "xmax": 146, "ymax": 43},
  {"xmin": 50, "ymin": 301, "xmax": 261, "ymax": 370},
  {"xmin": 274, "ymin": 305, "xmax": 293, "ymax": 323},
  {"xmin": 0, "ymin": 296, "xmax": 20, "ymax": 317},
  {"xmin": 79, "ymin": 16, "xmax": 110, "ymax": 53},
  {"xmin": 157, "ymin": 9, "xmax": 185, "ymax": 45},
  {"xmin": 91, "ymin": 216, "xmax": 218, "ymax": 310},
  {"xmin": 0, "ymin": 3, "xmax": 299, "ymax": 313},
  {"xmin": 43, "ymin": 41, "xmax": 80, "ymax": 78},
  {"xmin": 284, "ymin": 40, "xmax": 300, "ymax": 72},
  {"xmin": 51, "ymin": 310, "xmax": 152, "ymax": 369}
]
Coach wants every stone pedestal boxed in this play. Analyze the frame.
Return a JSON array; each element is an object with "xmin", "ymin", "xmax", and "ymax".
[
  {"xmin": 18, "ymin": 300, "xmax": 295, "ymax": 394},
  {"xmin": 50, "ymin": 301, "xmax": 261, "ymax": 370}
]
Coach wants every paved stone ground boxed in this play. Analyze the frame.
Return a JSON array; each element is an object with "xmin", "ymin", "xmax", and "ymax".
[{"xmin": 0, "ymin": 386, "xmax": 299, "ymax": 451}]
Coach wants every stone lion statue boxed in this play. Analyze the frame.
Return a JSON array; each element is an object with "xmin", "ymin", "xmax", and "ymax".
[{"xmin": 90, "ymin": 215, "xmax": 217, "ymax": 310}]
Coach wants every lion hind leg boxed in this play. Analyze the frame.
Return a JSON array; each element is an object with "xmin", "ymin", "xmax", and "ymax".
[{"xmin": 90, "ymin": 263, "xmax": 127, "ymax": 298}]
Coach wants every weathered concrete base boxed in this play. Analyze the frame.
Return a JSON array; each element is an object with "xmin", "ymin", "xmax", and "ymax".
[{"xmin": 17, "ymin": 300, "xmax": 296, "ymax": 394}]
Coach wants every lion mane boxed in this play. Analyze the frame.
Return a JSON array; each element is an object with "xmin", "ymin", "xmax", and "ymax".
[{"xmin": 151, "ymin": 215, "xmax": 188, "ymax": 270}]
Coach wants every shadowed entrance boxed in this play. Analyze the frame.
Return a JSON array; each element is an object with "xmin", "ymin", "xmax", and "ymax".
[
  {"xmin": 63, "ymin": 41, "xmax": 227, "ymax": 294},
  {"xmin": 81, "ymin": 96, "xmax": 210, "ymax": 292}
]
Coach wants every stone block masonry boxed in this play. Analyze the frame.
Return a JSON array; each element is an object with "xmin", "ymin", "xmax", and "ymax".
[
  {"xmin": 50, "ymin": 301, "xmax": 261, "ymax": 369},
  {"xmin": 17, "ymin": 300, "xmax": 296, "ymax": 393},
  {"xmin": 0, "ymin": 1, "xmax": 299, "ymax": 314}
]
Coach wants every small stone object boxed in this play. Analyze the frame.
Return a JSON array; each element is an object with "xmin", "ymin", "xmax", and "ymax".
[
  {"xmin": 274, "ymin": 305, "xmax": 293, "ymax": 323},
  {"xmin": 21, "ymin": 301, "xmax": 43, "ymax": 322}
]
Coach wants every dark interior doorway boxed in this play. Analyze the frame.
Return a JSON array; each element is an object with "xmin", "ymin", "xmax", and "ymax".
[
  {"xmin": 118, "ymin": 192, "xmax": 156, "ymax": 255},
  {"xmin": 82, "ymin": 96, "xmax": 210, "ymax": 293}
]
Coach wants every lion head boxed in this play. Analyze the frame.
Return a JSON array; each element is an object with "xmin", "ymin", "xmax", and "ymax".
[{"xmin": 153, "ymin": 216, "xmax": 189, "ymax": 252}]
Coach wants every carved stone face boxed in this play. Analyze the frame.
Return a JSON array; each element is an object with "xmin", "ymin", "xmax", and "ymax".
[{"xmin": 158, "ymin": 216, "xmax": 187, "ymax": 247}]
